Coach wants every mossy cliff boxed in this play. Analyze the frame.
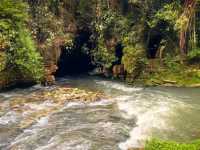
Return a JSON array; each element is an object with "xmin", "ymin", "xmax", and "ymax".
[{"xmin": 0, "ymin": 0, "xmax": 200, "ymax": 89}]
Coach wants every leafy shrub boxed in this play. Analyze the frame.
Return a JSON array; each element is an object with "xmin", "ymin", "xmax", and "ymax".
[
  {"xmin": 9, "ymin": 28, "xmax": 44, "ymax": 81},
  {"xmin": 145, "ymin": 139, "xmax": 200, "ymax": 150},
  {"xmin": 163, "ymin": 54, "xmax": 181, "ymax": 72},
  {"xmin": 122, "ymin": 31, "xmax": 146, "ymax": 75},
  {"xmin": 148, "ymin": 2, "xmax": 181, "ymax": 30},
  {"xmin": 0, "ymin": 0, "xmax": 44, "ymax": 81},
  {"xmin": 93, "ymin": 37, "xmax": 116, "ymax": 68},
  {"xmin": 188, "ymin": 47, "xmax": 200, "ymax": 61},
  {"xmin": 122, "ymin": 44, "xmax": 145, "ymax": 74}
]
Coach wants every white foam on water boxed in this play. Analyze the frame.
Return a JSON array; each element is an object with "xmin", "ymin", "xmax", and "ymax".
[
  {"xmin": 32, "ymin": 84, "xmax": 43, "ymax": 89},
  {"xmin": 88, "ymin": 98, "xmax": 114, "ymax": 106},
  {"xmin": 34, "ymin": 116, "xmax": 49, "ymax": 127},
  {"xmin": 59, "ymin": 98, "xmax": 114, "ymax": 112},
  {"xmin": 61, "ymin": 102, "xmax": 85, "ymax": 110},
  {"xmin": 117, "ymin": 94, "xmax": 185, "ymax": 150},
  {"xmin": 0, "ymin": 93, "xmax": 13, "ymax": 98},
  {"xmin": 58, "ymin": 102, "xmax": 87, "ymax": 112},
  {"xmin": 23, "ymin": 100, "xmax": 56, "ymax": 113},
  {"xmin": 115, "ymin": 96, "xmax": 136, "ymax": 119},
  {"xmin": 9, "ymin": 122, "xmax": 47, "ymax": 148},
  {"xmin": 60, "ymin": 100, "xmax": 113, "ymax": 112},
  {"xmin": 24, "ymin": 103, "xmax": 47, "ymax": 111},
  {"xmin": 95, "ymin": 80, "xmax": 143, "ymax": 92},
  {"xmin": 0, "ymin": 111, "xmax": 19, "ymax": 125},
  {"xmin": 35, "ymin": 135, "xmax": 91, "ymax": 150},
  {"xmin": 9, "ymin": 134, "xmax": 33, "ymax": 148}
]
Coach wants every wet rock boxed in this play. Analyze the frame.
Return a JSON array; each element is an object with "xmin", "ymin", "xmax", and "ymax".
[
  {"xmin": 43, "ymin": 63, "xmax": 58, "ymax": 86},
  {"xmin": 88, "ymin": 67, "xmax": 103, "ymax": 76},
  {"xmin": 44, "ymin": 87, "xmax": 107, "ymax": 103},
  {"xmin": 112, "ymin": 64, "xmax": 125, "ymax": 80},
  {"xmin": 103, "ymin": 67, "xmax": 112, "ymax": 78},
  {"xmin": 1, "ymin": 87, "xmax": 108, "ymax": 129}
]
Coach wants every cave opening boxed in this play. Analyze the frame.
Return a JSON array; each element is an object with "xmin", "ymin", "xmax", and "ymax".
[
  {"xmin": 55, "ymin": 29, "xmax": 95, "ymax": 77},
  {"xmin": 147, "ymin": 32, "xmax": 162, "ymax": 59},
  {"xmin": 113, "ymin": 43, "xmax": 124, "ymax": 65},
  {"xmin": 147, "ymin": 21, "xmax": 167, "ymax": 59}
]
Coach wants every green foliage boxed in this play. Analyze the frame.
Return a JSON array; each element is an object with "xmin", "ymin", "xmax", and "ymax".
[
  {"xmin": 148, "ymin": 2, "xmax": 181, "ymax": 30},
  {"xmin": 145, "ymin": 139, "xmax": 200, "ymax": 150},
  {"xmin": 0, "ymin": 0, "xmax": 44, "ymax": 81},
  {"xmin": 0, "ymin": 0, "xmax": 28, "ymax": 23},
  {"xmin": 29, "ymin": 2, "xmax": 64, "ymax": 45},
  {"xmin": 93, "ymin": 8, "xmax": 120, "ymax": 67},
  {"xmin": 0, "ymin": 52, "xmax": 6, "ymax": 72},
  {"xmin": 8, "ymin": 28, "xmax": 44, "ymax": 81},
  {"xmin": 93, "ymin": 2, "xmax": 131, "ymax": 68},
  {"xmin": 143, "ymin": 56, "xmax": 200, "ymax": 86},
  {"xmin": 77, "ymin": 0, "xmax": 95, "ymax": 28},
  {"xmin": 93, "ymin": 1, "xmax": 147, "ymax": 77},
  {"xmin": 96, "ymin": 9, "xmax": 129, "ymax": 37},
  {"xmin": 163, "ymin": 54, "xmax": 181, "ymax": 72},
  {"xmin": 49, "ymin": 0, "xmax": 60, "ymax": 15},
  {"xmin": 188, "ymin": 47, "xmax": 200, "ymax": 60},
  {"xmin": 93, "ymin": 37, "xmax": 116, "ymax": 68},
  {"xmin": 122, "ymin": 34, "xmax": 146, "ymax": 74},
  {"xmin": 147, "ymin": 1, "xmax": 182, "ymax": 53}
]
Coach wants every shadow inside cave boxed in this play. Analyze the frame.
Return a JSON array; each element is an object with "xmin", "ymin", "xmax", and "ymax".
[{"xmin": 55, "ymin": 29, "xmax": 94, "ymax": 77}]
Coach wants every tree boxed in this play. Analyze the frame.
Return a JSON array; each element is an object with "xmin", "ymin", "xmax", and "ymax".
[
  {"xmin": 179, "ymin": 0, "xmax": 197, "ymax": 59},
  {"xmin": 0, "ymin": 0, "xmax": 44, "ymax": 81}
]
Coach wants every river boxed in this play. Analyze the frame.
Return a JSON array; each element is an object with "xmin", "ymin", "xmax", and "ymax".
[{"xmin": 0, "ymin": 76, "xmax": 200, "ymax": 150}]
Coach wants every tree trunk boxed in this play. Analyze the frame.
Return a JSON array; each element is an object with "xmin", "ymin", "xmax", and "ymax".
[{"xmin": 179, "ymin": 0, "xmax": 197, "ymax": 61}]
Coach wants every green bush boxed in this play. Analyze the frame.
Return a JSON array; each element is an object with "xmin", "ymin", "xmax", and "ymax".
[
  {"xmin": 121, "ymin": 31, "xmax": 146, "ymax": 75},
  {"xmin": 0, "ymin": 0, "xmax": 44, "ymax": 82},
  {"xmin": 145, "ymin": 139, "xmax": 200, "ymax": 150},
  {"xmin": 93, "ymin": 36, "xmax": 116, "ymax": 68},
  {"xmin": 163, "ymin": 54, "xmax": 181, "ymax": 72},
  {"xmin": 188, "ymin": 48, "xmax": 200, "ymax": 61}
]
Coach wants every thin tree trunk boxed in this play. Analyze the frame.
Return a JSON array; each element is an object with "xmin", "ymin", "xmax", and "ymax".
[
  {"xmin": 193, "ymin": 12, "xmax": 197, "ymax": 48},
  {"xmin": 179, "ymin": 0, "xmax": 197, "ymax": 61}
]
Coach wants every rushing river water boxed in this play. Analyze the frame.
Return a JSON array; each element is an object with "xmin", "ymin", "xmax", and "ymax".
[{"xmin": 0, "ymin": 76, "xmax": 200, "ymax": 150}]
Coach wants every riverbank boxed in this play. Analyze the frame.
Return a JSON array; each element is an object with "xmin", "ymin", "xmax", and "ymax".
[{"xmin": 135, "ymin": 63, "xmax": 200, "ymax": 88}]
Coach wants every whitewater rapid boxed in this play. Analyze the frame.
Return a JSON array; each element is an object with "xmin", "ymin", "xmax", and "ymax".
[{"xmin": 0, "ymin": 76, "xmax": 200, "ymax": 150}]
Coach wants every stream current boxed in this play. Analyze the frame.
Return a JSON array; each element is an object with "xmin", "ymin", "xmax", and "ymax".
[{"xmin": 0, "ymin": 76, "xmax": 200, "ymax": 150}]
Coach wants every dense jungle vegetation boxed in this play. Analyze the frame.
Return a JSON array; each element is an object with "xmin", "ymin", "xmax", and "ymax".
[{"xmin": 0, "ymin": 0, "xmax": 200, "ymax": 88}]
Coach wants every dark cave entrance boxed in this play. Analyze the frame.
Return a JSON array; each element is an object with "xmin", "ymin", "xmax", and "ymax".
[
  {"xmin": 113, "ymin": 43, "xmax": 124, "ymax": 65},
  {"xmin": 55, "ymin": 30, "xmax": 94, "ymax": 77},
  {"xmin": 147, "ymin": 21, "xmax": 167, "ymax": 59},
  {"xmin": 147, "ymin": 31, "xmax": 162, "ymax": 59},
  {"xmin": 115, "ymin": 43, "xmax": 124, "ymax": 64}
]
